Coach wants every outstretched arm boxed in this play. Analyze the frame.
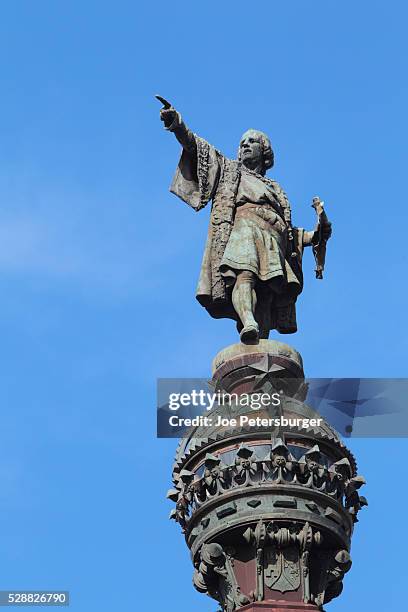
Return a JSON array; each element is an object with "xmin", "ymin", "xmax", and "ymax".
[
  {"xmin": 157, "ymin": 96, "xmax": 222, "ymax": 211},
  {"xmin": 157, "ymin": 95, "xmax": 197, "ymax": 155}
]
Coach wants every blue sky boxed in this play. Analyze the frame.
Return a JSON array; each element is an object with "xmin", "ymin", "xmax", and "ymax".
[{"xmin": 0, "ymin": 1, "xmax": 406, "ymax": 610}]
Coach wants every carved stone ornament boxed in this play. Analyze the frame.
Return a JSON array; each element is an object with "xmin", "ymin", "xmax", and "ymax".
[
  {"xmin": 169, "ymin": 441, "xmax": 366, "ymax": 531},
  {"xmin": 193, "ymin": 542, "xmax": 251, "ymax": 612}
]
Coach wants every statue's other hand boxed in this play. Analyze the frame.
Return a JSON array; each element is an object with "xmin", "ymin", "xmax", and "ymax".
[{"xmin": 160, "ymin": 107, "xmax": 178, "ymax": 129}]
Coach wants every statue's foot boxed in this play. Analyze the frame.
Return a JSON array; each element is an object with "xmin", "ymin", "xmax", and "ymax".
[{"xmin": 240, "ymin": 323, "xmax": 259, "ymax": 344}]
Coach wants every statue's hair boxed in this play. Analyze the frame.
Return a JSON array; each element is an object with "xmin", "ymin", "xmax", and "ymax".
[{"xmin": 238, "ymin": 129, "xmax": 274, "ymax": 170}]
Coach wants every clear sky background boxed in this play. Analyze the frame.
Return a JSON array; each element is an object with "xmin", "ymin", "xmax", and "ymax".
[{"xmin": 0, "ymin": 1, "xmax": 406, "ymax": 611}]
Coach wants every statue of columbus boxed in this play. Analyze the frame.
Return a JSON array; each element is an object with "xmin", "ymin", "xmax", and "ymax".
[{"xmin": 158, "ymin": 96, "xmax": 332, "ymax": 343}]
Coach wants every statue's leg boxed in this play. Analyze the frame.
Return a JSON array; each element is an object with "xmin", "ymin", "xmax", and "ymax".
[
  {"xmin": 232, "ymin": 270, "xmax": 259, "ymax": 343},
  {"xmin": 257, "ymin": 289, "xmax": 275, "ymax": 339}
]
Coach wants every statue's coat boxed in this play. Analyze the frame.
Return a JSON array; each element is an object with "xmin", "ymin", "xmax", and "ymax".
[{"xmin": 170, "ymin": 136, "xmax": 305, "ymax": 334}]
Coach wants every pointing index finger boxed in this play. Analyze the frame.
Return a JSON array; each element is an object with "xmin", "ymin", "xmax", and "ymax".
[{"xmin": 155, "ymin": 95, "xmax": 172, "ymax": 109}]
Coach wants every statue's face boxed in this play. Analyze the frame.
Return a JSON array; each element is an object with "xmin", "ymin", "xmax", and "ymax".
[{"xmin": 239, "ymin": 131, "xmax": 264, "ymax": 169}]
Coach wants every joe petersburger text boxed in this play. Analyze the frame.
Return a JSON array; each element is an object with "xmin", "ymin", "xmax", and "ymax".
[
  {"xmin": 167, "ymin": 391, "xmax": 322, "ymax": 429},
  {"xmin": 168, "ymin": 415, "xmax": 323, "ymax": 428}
]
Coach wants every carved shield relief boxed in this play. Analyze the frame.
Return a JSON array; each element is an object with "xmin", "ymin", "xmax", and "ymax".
[{"xmin": 264, "ymin": 547, "xmax": 300, "ymax": 592}]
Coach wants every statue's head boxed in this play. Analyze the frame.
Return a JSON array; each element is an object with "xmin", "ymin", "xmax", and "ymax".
[{"xmin": 238, "ymin": 129, "xmax": 274, "ymax": 174}]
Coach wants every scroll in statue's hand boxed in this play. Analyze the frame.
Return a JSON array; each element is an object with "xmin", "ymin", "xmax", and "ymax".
[
  {"xmin": 311, "ymin": 220, "xmax": 332, "ymax": 245},
  {"xmin": 320, "ymin": 221, "xmax": 332, "ymax": 241}
]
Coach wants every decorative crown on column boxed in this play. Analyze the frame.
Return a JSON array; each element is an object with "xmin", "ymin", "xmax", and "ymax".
[{"xmin": 167, "ymin": 342, "xmax": 366, "ymax": 611}]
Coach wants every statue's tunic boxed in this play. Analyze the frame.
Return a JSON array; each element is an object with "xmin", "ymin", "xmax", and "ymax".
[{"xmin": 170, "ymin": 136, "xmax": 305, "ymax": 334}]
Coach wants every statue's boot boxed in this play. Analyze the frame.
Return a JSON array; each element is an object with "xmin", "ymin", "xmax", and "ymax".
[{"xmin": 240, "ymin": 322, "xmax": 259, "ymax": 343}]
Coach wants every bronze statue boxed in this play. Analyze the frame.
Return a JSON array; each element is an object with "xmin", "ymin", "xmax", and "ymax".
[{"xmin": 158, "ymin": 96, "xmax": 332, "ymax": 343}]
